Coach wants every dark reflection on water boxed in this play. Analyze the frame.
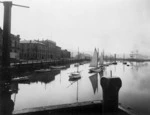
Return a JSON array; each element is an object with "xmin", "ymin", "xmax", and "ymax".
[
  {"xmin": 11, "ymin": 63, "xmax": 102, "ymax": 111},
  {"xmin": 29, "ymin": 70, "xmax": 60, "ymax": 84},
  {"xmin": 89, "ymin": 74, "xmax": 98, "ymax": 94},
  {"xmin": 0, "ymin": 82, "xmax": 18, "ymax": 115}
]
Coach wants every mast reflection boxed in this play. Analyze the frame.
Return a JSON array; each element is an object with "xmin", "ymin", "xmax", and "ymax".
[{"xmin": 89, "ymin": 73, "xmax": 98, "ymax": 94}]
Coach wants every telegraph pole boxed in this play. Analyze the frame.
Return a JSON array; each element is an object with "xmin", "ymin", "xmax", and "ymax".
[
  {"xmin": 2, "ymin": 2, "xmax": 12, "ymax": 69},
  {"xmin": 0, "ymin": 1, "xmax": 29, "ymax": 82}
]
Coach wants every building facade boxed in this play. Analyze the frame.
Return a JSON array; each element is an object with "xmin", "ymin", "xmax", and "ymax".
[
  {"xmin": 0, "ymin": 27, "xmax": 20, "ymax": 63},
  {"xmin": 0, "ymin": 27, "xmax": 71, "ymax": 62},
  {"xmin": 20, "ymin": 39, "xmax": 70, "ymax": 61},
  {"xmin": 55, "ymin": 46, "xmax": 61, "ymax": 59},
  {"xmin": 41, "ymin": 40, "xmax": 57, "ymax": 59},
  {"xmin": 61, "ymin": 49, "xmax": 71, "ymax": 59},
  {"xmin": 20, "ymin": 40, "xmax": 46, "ymax": 60}
]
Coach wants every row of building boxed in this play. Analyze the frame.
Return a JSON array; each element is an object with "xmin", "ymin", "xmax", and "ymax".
[{"xmin": 0, "ymin": 28, "xmax": 71, "ymax": 63}]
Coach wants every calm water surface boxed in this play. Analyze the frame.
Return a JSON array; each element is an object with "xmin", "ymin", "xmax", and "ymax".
[{"xmin": 12, "ymin": 62, "xmax": 150, "ymax": 115}]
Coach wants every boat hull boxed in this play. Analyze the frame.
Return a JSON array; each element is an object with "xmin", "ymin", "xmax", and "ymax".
[
  {"xmin": 69, "ymin": 72, "xmax": 81, "ymax": 80},
  {"xmin": 50, "ymin": 66, "xmax": 66, "ymax": 69},
  {"xmin": 89, "ymin": 67, "xmax": 104, "ymax": 73},
  {"xmin": 35, "ymin": 69, "xmax": 51, "ymax": 73}
]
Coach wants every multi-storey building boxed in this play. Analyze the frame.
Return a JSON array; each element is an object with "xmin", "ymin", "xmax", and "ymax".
[
  {"xmin": 20, "ymin": 40, "xmax": 46, "ymax": 60},
  {"xmin": 10, "ymin": 34, "xmax": 20, "ymax": 61},
  {"xmin": 41, "ymin": 40, "xmax": 57, "ymax": 59},
  {"xmin": 61, "ymin": 49, "xmax": 71, "ymax": 59},
  {"xmin": 1, "ymin": 27, "xmax": 71, "ymax": 62},
  {"xmin": 55, "ymin": 46, "xmax": 61, "ymax": 59},
  {"xmin": 0, "ymin": 27, "xmax": 20, "ymax": 63},
  {"xmin": 20, "ymin": 39, "xmax": 70, "ymax": 61}
]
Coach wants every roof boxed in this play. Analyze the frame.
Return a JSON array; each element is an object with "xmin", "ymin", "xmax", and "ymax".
[{"xmin": 20, "ymin": 40, "xmax": 44, "ymax": 45}]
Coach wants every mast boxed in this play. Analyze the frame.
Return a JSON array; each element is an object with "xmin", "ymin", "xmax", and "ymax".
[
  {"xmin": 103, "ymin": 49, "xmax": 105, "ymax": 62},
  {"xmin": 76, "ymin": 80, "xmax": 79, "ymax": 102},
  {"xmin": 97, "ymin": 48, "xmax": 99, "ymax": 66},
  {"xmin": 77, "ymin": 47, "xmax": 79, "ymax": 72},
  {"xmin": 78, "ymin": 47, "xmax": 79, "ymax": 60}
]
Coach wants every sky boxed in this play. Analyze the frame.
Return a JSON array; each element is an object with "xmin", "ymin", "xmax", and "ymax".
[{"xmin": 1, "ymin": 0, "xmax": 150, "ymax": 56}]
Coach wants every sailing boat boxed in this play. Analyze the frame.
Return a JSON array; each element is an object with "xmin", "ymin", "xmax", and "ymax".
[
  {"xmin": 69, "ymin": 59, "xmax": 81, "ymax": 80},
  {"xmin": 69, "ymin": 48, "xmax": 81, "ymax": 80},
  {"xmin": 69, "ymin": 71, "xmax": 81, "ymax": 80},
  {"xmin": 89, "ymin": 48, "xmax": 103, "ymax": 73}
]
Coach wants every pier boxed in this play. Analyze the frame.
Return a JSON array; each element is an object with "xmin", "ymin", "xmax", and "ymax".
[{"xmin": 13, "ymin": 100, "xmax": 136, "ymax": 115}]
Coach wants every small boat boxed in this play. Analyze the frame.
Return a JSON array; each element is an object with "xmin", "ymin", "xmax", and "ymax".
[
  {"xmin": 127, "ymin": 64, "xmax": 130, "ymax": 66},
  {"xmin": 123, "ymin": 62, "xmax": 127, "ymax": 65},
  {"xmin": 103, "ymin": 63, "xmax": 111, "ymax": 66},
  {"xmin": 69, "ymin": 47, "xmax": 81, "ymax": 80},
  {"xmin": 69, "ymin": 73, "xmax": 81, "ymax": 81},
  {"xmin": 12, "ymin": 76, "xmax": 29, "ymax": 82},
  {"xmin": 89, "ymin": 66, "xmax": 105, "ymax": 73},
  {"xmin": 79, "ymin": 61, "xmax": 88, "ymax": 65},
  {"xmin": 112, "ymin": 61, "xmax": 117, "ymax": 65},
  {"xmin": 35, "ymin": 68, "xmax": 51, "ymax": 73},
  {"xmin": 50, "ymin": 66, "xmax": 66, "ymax": 69},
  {"xmin": 69, "ymin": 60, "xmax": 81, "ymax": 80},
  {"xmin": 74, "ymin": 63, "xmax": 80, "ymax": 67},
  {"xmin": 69, "ymin": 72, "xmax": 81, "ymax": 80}
]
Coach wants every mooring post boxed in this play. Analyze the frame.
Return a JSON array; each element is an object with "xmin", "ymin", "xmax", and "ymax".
[{"xmin": 100, "ymin": 77, "xmax": 122, "ymax": 114}]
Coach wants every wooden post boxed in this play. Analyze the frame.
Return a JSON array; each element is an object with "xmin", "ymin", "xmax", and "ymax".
[
  {"xmin": 101, "ymin": 77, "xmax": 122, "ymax": 114},
  {"xmin": 1, "ymin": 2, "xmax": 12, "ymax": 81},
  {"xmin": 2, "ymin": 2, "xmax": 12, "ymax": 67}
]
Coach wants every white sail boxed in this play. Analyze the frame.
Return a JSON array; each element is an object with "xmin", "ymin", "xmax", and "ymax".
[
  {"xmin": 99, "ymin": 53, "xmax": 104, "ymax": 65},
  {"xmin": 90, "ymin": 49, "xmax": 98, "ymax": 67}
]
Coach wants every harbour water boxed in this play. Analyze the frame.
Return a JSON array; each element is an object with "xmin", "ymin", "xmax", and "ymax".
[{"xmin": 11, "ymin": 62, "xmax": 150, "ymax": 115}]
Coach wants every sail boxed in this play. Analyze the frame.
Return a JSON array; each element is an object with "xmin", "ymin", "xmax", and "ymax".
[
  {"xmin": 90, "ymin": 49, "xmax": 98, "ymax": 67},
  {"xmin": 89, "ymin": 73, "xmax": 98, "ymax": 94},
  {"xmin": 99, "ymin": 53, "xmax": 104, "ymax": 65}
]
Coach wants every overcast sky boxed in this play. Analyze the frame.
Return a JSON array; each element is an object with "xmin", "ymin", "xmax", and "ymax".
[{"xmin": 1, "ymin": 0, "xmax": 150, "ymax": 55}]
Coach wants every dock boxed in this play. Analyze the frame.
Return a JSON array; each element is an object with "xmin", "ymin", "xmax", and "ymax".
[{"xmin": 13, "ymin": 100, "xmax": 137, "ymax": 115}]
